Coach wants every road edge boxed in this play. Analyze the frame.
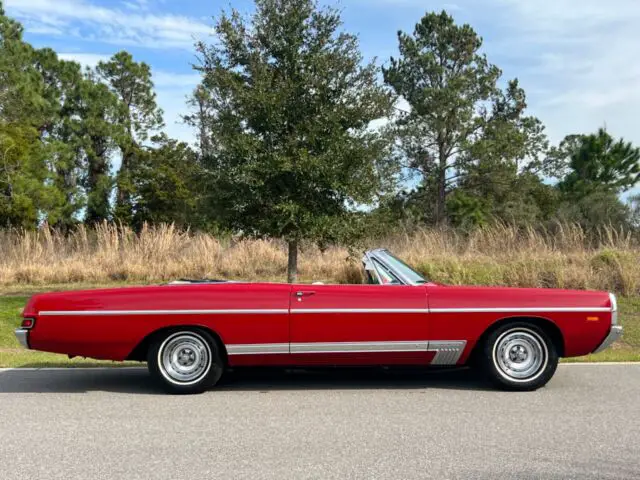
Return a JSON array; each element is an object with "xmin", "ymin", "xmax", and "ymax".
[{"xmin": 2, "ymin": 362, "xmax": 640, "ymax": 373}]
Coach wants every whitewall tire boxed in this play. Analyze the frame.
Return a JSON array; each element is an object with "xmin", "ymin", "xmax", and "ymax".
[
  {"xmin": 147, "ymin": 329, "xmax": 224, "ymax": 394},
  {"xmin": 480, "ymin": 322, "xmax": 558, "ymax": 391}
]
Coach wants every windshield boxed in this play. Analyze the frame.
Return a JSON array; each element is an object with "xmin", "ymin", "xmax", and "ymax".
[{"xmin": 376, "ymin": 250, "xmax": 427, "ymax": 285}]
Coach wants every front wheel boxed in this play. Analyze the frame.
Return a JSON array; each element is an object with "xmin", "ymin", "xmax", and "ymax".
[
  {"xmin": 147, "ymin": 329, "xmax": 224, "ymax": 394},
  {"xmin": 480, "ymin": 322, "xmax": 558, "ymax": 391}
]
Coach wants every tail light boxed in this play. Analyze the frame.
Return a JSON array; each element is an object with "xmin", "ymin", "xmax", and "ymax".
[{"xmin": 21, "ymin": 318, "xmax": 35, "ymax": 329}]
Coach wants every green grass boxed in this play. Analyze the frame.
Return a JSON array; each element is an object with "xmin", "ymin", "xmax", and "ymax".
[
  {"xmin": 0, "ymin": 296, "xmax": 26, "ymax": 348},
  {"xmin": 0, "ymin": 281, "xmax": 154, "ymax": 297},
  {"xmin": 1, "ymin": 295, "xmax": 639, "ymax": 367}
]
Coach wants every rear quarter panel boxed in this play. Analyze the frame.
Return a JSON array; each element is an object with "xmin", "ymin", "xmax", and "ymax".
[{"xmin": 26, "ymin": 283, "xmax": 291, "ymax": 361}]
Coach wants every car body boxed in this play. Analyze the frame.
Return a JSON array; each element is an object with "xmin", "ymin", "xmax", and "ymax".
[{"xmin": 15, "ymin": 249, "xmax": 622, "ymax": 393}]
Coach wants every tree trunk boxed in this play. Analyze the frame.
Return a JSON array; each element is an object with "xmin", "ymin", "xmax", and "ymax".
[
  {"xmin": 116, "ymin": 148, "xmax": 132, "ymax": 205},
  {"xmin": 436, "ymin": 164, "xmax": 447, "ymax": 225},
  {"xmin": 114, "ymin": 146, "xmax": 135, "ymax": 224},
  {"xmin": 435, "ymin": 138, "xmax": 448, "ymax": 225},
  {"xmin": 287, "ymin": 239, "xmax": 298, "ymax": 284},
  {"xmin": 86, "ymin": 140, "xmax": 109, "ymax": 224}
]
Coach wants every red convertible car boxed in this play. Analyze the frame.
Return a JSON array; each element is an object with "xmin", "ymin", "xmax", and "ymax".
[{"xmin": 15, "ymin": 249, "xmax": 621, "ymax": 394}]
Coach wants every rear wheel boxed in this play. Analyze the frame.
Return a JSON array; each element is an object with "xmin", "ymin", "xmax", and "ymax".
[
  {"xmin": 480, "ymin": 322, "xmax": 558, "ymax": 391},
  {"xmin": 147, "ymin": 329, "xmax": 224, "ymax": 394}
]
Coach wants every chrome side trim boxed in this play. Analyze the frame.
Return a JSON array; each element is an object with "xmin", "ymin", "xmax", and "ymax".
[
  {"xmin": 593, "ymin": 325, "xmax": 623, "ymax": 353},
  {"xmin": 430, "ymin": 307, "xmax": 611, "ymax": 313},
  {"xmin": 290, "ymin": 341, "xmax": 430, "ymax": 354},
  {"xmin": 227, "ymin": 340, "xmax": 466, "ymax": 365},
  {"xmin": 226, "ymin": 343, "xmax": 289, "ymax": 355},
  {"xmin": 38, "ymin": 307, "xmax": 610, "ymax": 316},
  {"xmin": 429, "ymin": 340, "xmax": 467, "ymax": 365},
  {"xmin": 39, "ymin": 309, "xmax": 289, "ymax": 316},
  {"xmin": 290, "ymin": 308, "xmax": 429, "ymax": 314},
  {"xmin": 14, "ymin": 329, "xmax": 29, "ymax": 349}
]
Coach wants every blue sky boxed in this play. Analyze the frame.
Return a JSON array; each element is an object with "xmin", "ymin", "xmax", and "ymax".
[{"xmin": 5, "ymin": 0, "xmax": 640, "ymax": 199}]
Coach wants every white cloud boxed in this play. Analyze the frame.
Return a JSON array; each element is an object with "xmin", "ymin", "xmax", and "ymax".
[
  {"xmin": 5, "ymin": 0, "xmax": 211, "ymax": 49},
  {"xmin": 486, "ymin": 0, "xmax": 640, "ymax": 148},
  {"xmin": 154, "ymin": 71, "xmax": 200, "ymax": 145},
  {"xmin": 493, "ymin": 0, "xmax": 640, "ymax": 36},
  {"xmin": 366, "ymin": 0, "xmax": 459, "ymax": 7},
  {"xmin": 25, "ymin": 24, "xmax": 65, "ymax": 36},
  {"xmin": 153, "ymin": 71, "xmax": 201, "ymax": 89},
  {"xmin": 58, "ymin": 52, "xmax": 110, "ymax": 68},
  {"xmin": 121, "ymin": 0, "xmax": 150, "ymax": 12}
]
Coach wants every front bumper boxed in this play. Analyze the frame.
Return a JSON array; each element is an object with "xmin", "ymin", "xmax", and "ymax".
[
  {"xmin": 593, "ymin": 325, "xmax": 623, "ymax": 354},
  {"xmin": 15, "ymin": 328, "xmax": 30, "ymax": 349}
]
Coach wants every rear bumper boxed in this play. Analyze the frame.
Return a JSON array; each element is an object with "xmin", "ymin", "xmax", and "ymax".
[
  {"xmin": 15, "ymin": 329, "xmax": 30, "ymax": 349},
  {"xmin": 592, "ymin": 325, "xmax": 623, "ymax": 354}
]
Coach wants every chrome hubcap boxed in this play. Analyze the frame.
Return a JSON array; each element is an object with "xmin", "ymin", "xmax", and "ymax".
[
  {"xmin": 494, "ymin": 329, "xmax": 547, "ymax": 381},
  {"xmin": 177, "ymin": 348, "xmax": 196, "ymax": 367},
  {"xmin": 159, "ymin": 333, "xmax": 211, "ymax": 385}
]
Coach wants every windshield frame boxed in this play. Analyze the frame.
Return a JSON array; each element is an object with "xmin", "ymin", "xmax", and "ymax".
[{"xmin": 363, "ymin": 249, "xmax": 427, "ymax": 286}]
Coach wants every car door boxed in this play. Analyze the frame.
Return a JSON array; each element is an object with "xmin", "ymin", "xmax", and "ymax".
[
  {"xmin": 211, "ymin": 282, "xmax": 293, "ymax": 367},
  {"xmin": 288, "ymin": 284, "xmax": 430, "ymax": 366}
]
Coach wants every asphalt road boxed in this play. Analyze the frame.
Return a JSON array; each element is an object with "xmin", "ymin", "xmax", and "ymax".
[{"xmin": 1, "ymin": 365, "xmax": 639, "ymax": 480}]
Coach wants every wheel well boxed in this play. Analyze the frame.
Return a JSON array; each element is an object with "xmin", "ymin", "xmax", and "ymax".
[
  {"xmin": 126, "ymin": 326, "xmax": 228, "ymax": 365},
  {"xmin": 470, "ymin": 316, "xmax": 565, "ymax": 361}
]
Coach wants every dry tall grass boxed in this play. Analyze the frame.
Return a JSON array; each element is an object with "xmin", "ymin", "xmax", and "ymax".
[{"xmin": 0, "ymin": 223, "xmax": 639, "ymax": 295}]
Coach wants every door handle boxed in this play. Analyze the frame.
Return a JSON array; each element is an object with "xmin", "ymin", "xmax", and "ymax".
[{"xmin": 295, "ymin": 291, "xmax": 315, "ymax": 297}]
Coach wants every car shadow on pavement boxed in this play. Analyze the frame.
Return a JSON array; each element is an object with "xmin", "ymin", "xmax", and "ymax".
[
  {"xmin": 219, "ymin": 367, "xmax": 494, "ymax": 392},
  {"xmin": 0, "ymin": 366, "xmax": 495, "ymax": 394}
]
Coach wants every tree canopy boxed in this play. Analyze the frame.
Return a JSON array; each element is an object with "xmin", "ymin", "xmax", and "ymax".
[{"xmin": 0, "ymin": 1, "xmax": 638, "ymax": 281}]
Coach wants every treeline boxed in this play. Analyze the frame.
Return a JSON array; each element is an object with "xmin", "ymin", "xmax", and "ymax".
[
  {"xmin": 1, "ymin": 0, "xmax": 639, "ymax": 281},
  {"xmin": 0, "ymin": 4, "xmax": 199, "ymax": 230}
]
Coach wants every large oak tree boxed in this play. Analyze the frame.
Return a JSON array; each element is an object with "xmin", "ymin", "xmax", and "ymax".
[{"xmin": 196, "ymin": 0, "xmax": 394, "ymax": 282}]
